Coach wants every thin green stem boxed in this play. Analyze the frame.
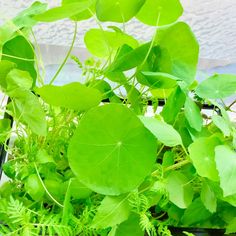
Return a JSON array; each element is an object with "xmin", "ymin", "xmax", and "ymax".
[
  {"xmin": 0, "ymin": 53, "xmax": 35, "ymax": 61},
  {"xmin": 49, "ymin": 22, "xmax": 78, "ymax": 85},
  {"xmin": 164, "ymin": 159, "xmax": 191, "ymax": 172}
]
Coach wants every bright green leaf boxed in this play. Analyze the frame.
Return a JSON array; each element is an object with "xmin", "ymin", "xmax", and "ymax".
[
  {"xmin": 166, "ymin": 171, "xmax": 194, "ymax": 209},
  {"xmin": 92, "ymin": 195, "xmax": 130, "ymax": 228},
  {"xmin": 84, "ymin": 28, "xmax": 138, "ymax": 58},
  {"xmin": 200, "ymin": 181, "xmax": 217, "ymax": 213},
  {"xmin": 34, "ymin": 2, "xmax": 92, "ymax": 22},
  {"xmin": 0, "ymin": 119, "xmax": 11, "ymax": 143},
  {"xmin": 212, "ymin": 115, "xmax": 231, "ymax": 137},
  {"xmin": 136, "ymin": 0, "xmax": 183, "ymax": 26},
  {"xmin": 96, "ymin": 0, "xmax": 145, "ymax": 23},
  {"xmin": 0, "ymin": 60, "xmax": 16, "ymax": 89},
  {"xmin": 196, "ymin": 74, "xmax": 236, "ymax": 99},
  {"xmin": 6, "ymin": 69, "xmax": 33, "ymax": 91},
  {"xmin": 215, "ymin": 145, "xmax": 236, "ymax": 197},
  {"xmin": 69, "ymin": 178, "xmax": 92, "ymax": 200},
  {"xmin": 68, "ymin": 104, "xmax": 157, "ymax": 195},
  {"xmin": 139, "ymin": 116, "xmax": 182, "ymax": 146},
  {"xmin": 155, "ymin": 22, "xmax": 199, "ymax": 85},
  {"xmin": 2, "ymin": 35, "xmax": 37, "ymax": 85},
  {"xmin": 226, "ymin": 218, "xmax": 236, "ymax": 234},
  {"xmin": 184, "ymin": 97, "xmax": 203, "ymax": 132},
  {"xmin": 36, "ymin": 149, "xmax": 55, "ymax": 164},
  {"xmin": 36, "ymin": 82, "xmax": 102, "ymax": 111},
  {"xmin": 188, "ymin": 136, "xmax": 221, "ymax": 181}
]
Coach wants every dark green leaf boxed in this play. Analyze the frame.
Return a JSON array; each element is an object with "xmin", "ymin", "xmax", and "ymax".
[
  {"xmin": 196, "ymin": 74, "xmax": 236, "ymax": 99},
  {"xmin": 136, "ymin": 0, "xmax": 183, "ymax": 26},
  {"xmin": 36, "ymin": 82, "xmax": 102, "ymax": 111},
  {"xmin": 68, "ymin": 104, "xmax": 157, "ymax": 195},
  {"xmin": 188, "ymin": 136, "xmax": 221, "ymax": 181},
  {"xmin": 215, "ymin": 145, "xmax": 236, "ymax": 197},
  {"xmin": 166, "ymin": 171, "xmax": 194, "ymax": 208},
  {"xmin": 96, "ymin": 0, "xmax": 145, "ymax": 23},
  {"xmin": 92, "ymin": 195, "xmax": 131, "ymax": 228},
  {"xmin": 84, "ymin": 28, "xmax": 138, "ymax": 58},
  {"xmin": 184, "ymin": 97, "xmax": 203, "ymax": 132}
]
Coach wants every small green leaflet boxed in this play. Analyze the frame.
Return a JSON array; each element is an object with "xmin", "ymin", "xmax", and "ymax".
[
  {"xmin": 8, "ymin": 89, "xmax": 47, "ymax": 136},
  {"xmin": 92, "ymin": 195, "xmax": 130, "ymax": 228},
  {"xmin": 188, "ymin": 136, "xmax": 221, "ymax": 181},
  {"xmin": 96, "ymin": 0, "xmax": 145, "ymax": 23},
  {"xmin": 36, "ymin": 82, "xmax": 102, "ymax": 111},
  {"xmin": 139, "ymin": 116, "xmax": 182, "ymax": 147},
  {"xmin": 215, "ymin": 145, "xmax": 236, "ymax": 197},
  {"xmin": 6, "ymin": 69, "xmax": 33, "ymax": 92},
  {"xmin": 68, "ymin": 104, "xmax": 157, "ymax": 195},
  {"xmin": 196, "ymin": 74, "xmax": 236, "ymax": 99},
  {"xmin": 161, "ymin": 86, "xmax": 186, "ymax": 124},
  {"xmin": 0, "ymin": 119, "xmax": 11, "ymax": 143},
  {"xmin": 155, "ymin": 22, "xmax": 199, "ymax": 85},
  {"xmin": 166, "ymin": 171, "xmax": 194, "ymax": 209},
  {"xmin": 184, "ymin": 97, "xmax": 203, "ymax": 132},
  {"xmin": 2, "ymin": 35, "xmax": 37, "ymax": 85},
  {"xmin": 136, "ymin": 0, "xmax": 183, "ymax": 26},
  {"xmin": 84, "ymin": 28, "xmax": 138, "ymax": 58},
  {"xmin": 69, "ymin": 178, "xmax": 92, "ymax": 200},
  {"xmin": 181, "ymin": 198, "xmax": 212, "ymax": 226},
  {"xmin": 200, "ymin": 181, "xmax": 217, "ymax": 213},
  {"xmin": 34, "ymin": 2, "xmax": 92, "ymax": 22}
]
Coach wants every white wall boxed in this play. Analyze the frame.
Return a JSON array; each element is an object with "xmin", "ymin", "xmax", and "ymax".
[{"xmin": 0, "ymin": 0, "xmax": 236, "ymax": 61}]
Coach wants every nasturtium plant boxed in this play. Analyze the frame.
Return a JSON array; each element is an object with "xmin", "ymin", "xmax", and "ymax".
[{"xmin": 0, "ymin": 0, "xmax": 236, "ymax": 235}]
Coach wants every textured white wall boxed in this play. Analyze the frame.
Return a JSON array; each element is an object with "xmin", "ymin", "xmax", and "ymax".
[{"xmin": 0, "ymin": 0, "xmax": 236, "ymax": 61}]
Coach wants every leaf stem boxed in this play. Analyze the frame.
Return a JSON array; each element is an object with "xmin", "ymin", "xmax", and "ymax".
[
  {"xmin": 49, "ymin": 22, "xmax": 78, "ymax": 85},
  {"xmin": 164, "ymin": 159, "xmax": 191, "ymax": 172}
]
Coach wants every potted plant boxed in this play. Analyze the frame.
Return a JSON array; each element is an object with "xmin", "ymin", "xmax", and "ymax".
[{"xmin": 0, "ymin": 0, "xmax": 236, "ymax": 235}]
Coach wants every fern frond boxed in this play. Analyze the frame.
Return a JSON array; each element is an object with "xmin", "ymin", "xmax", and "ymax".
[
  {"xmin": 140, "ymin": 213, "xmax": 157, "ymax": 236},
  {"xmin": 129, "ymin": 192, "xmax": 150, "ymax": 214},
  {"xmin": 157, "ymin": 222, "xmax": 172, "ymax": 236}
]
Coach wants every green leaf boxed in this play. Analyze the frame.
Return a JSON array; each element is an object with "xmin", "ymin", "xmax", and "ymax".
[
  {"xmin": 188, "ymin": 136, "xmax": 221, "ymax": 181},
  {"xmin": 215, "ymin": 145, "xmax": 236, "ymax": 197},
  {"xmin": 181, "ymin": 198, "xmax": 212, "ymax": 226},
  {"xmin": 108, "ymin": 42, "xmax": 150, "ymax": 72},
  {"xmin": 139, "ymin": 71, "xmax": 178, "ymax": 89},
  {"xmin": 96, "ymin": 0, "xmax": 145, "ymax": 23},
  {"xmin": 34, "ymin": 2, "xmax": 92, "ymax": 22},
  {"xmin": 196, "ymin": 74, "xmax": 236, "ymax": 99},
  {"xmin": 212, "ymin": 115, "xmax": 231, "ymax": 137},
  {"xmin": 166, "ymin": 171, "xmax": 194, "ymax": 209},
  {"xmin": 62, "ymin": 0, "xmax": 95, "ymax": 21},
  {"xmin": 155, "ymin": 22, "xmax": 199, "ymax": 85},
  {"xmin": 84, "ymin": 28, "xmax": 138, "ymax": 58},
  {"xmin": 36, "ymin": 149, "xmax": 55, "ymax": 164},
  {"xmin": 24, "ymin": 174, "xmax": 45, "ymax": 201},
  {"xmin": 115, "ymin": 214, "xmax": 143, "ymax": 236},
  {"xmin": 36, "ymin": 82, "xmax": 102, "ymax": 111},
  {"xmin": 139, "ymin": 116, "xmax": 182, "ymax": 147},
  {"xmin": 200, "ymin": 181, "xmax": 217, "ymax": 213},
  {"xmin": 68, "ymin": 104, "xmax": 157, "ymax": 195},
  {"xmin": 161, "ymin": 86, "xmax": 186, "ymax": 124},
  {"xmin": 8, "ymin": 89, "xmax": 47, "ymax": 136},
  {"xmin": 136, "ymin": 0, "xmax": 183, "ymax": 26},
  {"xmin": 226, "ymin": 218, "xmax": 236, "ymax": 234},
  {"xmin": 0, "ymin": 119, "xmax": 11, "ymax": 143},
  {"xmin": 0, "ymin": 60, "xmax": 16, "ymax": 89},
  {"xmin": 184, "ymin": 97, "xmax": 203, "ymax": 132},
  {"xmin": 105, "ymin": 71, "xmax": 127, "ymax": 83},
  {"xmin": 92, "ymin": 195, "xmax": 130, "ymax": 228},
  {"xmin": 69, "ymin": 178, "xmax": 92, "ymax": 200},
  {"xmin": 13, "ymin": 1, "xmax": 47, "ymax": 28},
  {"xmin": 2, "ymin": 35, "xmax": 37, "ymax": 85},
  {"xmin": 6, "ymin": 69, "xmax": 33, "ymax": 91}
]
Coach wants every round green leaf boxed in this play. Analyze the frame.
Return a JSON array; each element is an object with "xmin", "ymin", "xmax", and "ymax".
[
  {"xmin": 136, "ymin": 0, "xmax": 183, "ymax": 26},
  {"xmin": 196, "ymin": 74, "xmax": 236, "ymax": 99},
  {"xmin": 68, "ymin": 104, "xmax": 157, "ymax": 195},
  {"xmin": 96, "ymin": 0, "xmax": 145, "ymax": 23},
  {"xmin": 84, "ymin": 28, "xmax": 138, "ymax": 58}
]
